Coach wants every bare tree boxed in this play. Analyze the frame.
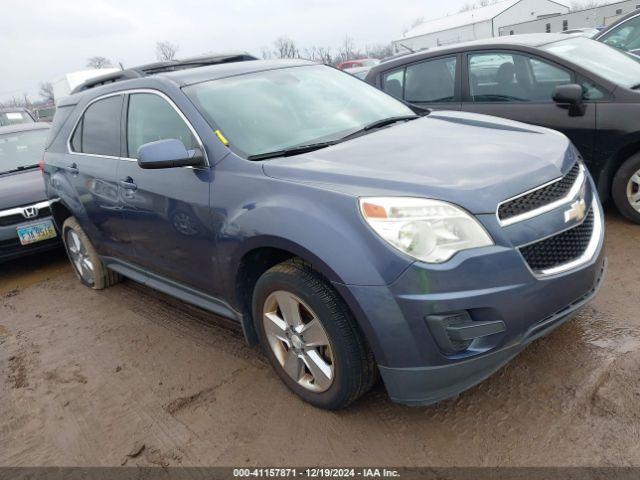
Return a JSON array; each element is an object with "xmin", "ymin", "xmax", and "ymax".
[
  {"xmin": 39, "ymin": 82, "xmax": 54, "ymax": 103},
  {"xmin": 86, "ymin": 56, "xmax": 113, "ymax": 69},
  {"xmin": 337, "ymin": 35, "xmax": 359, "ymax": 62},
  {"xmin": 365, "ymin": 43, "xmax": 394, "ymax": 60},
  {"xmin": 156, "ymin": 41, "xmax": 179, "ymax": 61},
  {"xmin": 302, "ymin": 46, "xmax": 334, "ymax": 64},
  {"xmin": 570, "ymin": 0, "xmax": 603, "ymax": 11},
  {"xmin": 260, "ymin": 46, "xmax": 273, "ymax": 60},
  {"xmin": 273, "ymin": 36, "xmax": 299, "ymax": 59}
]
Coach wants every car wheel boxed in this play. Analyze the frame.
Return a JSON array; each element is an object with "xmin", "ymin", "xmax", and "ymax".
[
  {"xmin": 62, "ymin": 217, "xmax": 121, "ymax": 289},
  {"xmin": 252, "ymin": 259, "xmax": 377, "ymax": 409},
  {"xmin": 612, "ymin": 153, "xmax": 640, "ymax": 224}
]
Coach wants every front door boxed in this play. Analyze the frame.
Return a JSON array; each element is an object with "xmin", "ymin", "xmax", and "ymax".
[
  {"xmin": 117, "ymin": 91, "xmax": 214, "ymax": 293},
  {"xmin": 461, "ymin": 51, "xmax": 597, "ymax": 162}
]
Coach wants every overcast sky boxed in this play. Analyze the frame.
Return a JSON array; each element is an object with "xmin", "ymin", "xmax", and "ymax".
[{"xmin": 0, "ymin": 0, "xmax": 488, "ymax": 103}]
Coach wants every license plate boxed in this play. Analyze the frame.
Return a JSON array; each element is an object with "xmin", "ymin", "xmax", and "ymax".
[{"xmin": 16, "ymin": 220, "xmax": 57, "ymax": 245}]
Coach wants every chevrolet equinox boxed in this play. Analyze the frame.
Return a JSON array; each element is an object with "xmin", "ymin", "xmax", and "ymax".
[{"xmin": 43, "ymin": 57, "xmax": 606, "ymax": 409}]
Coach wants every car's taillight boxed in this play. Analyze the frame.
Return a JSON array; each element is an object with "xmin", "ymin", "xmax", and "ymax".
[{"xmin": 39, "ymin": 158, "xmax": 45, "ymax": 175}]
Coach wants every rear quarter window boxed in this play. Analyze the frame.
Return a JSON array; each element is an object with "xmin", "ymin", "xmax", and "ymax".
[{"xmin": 45, "ymin": 105, "xmax": 74, "ymax": 149}]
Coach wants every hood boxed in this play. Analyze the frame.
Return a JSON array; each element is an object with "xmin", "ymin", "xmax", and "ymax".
[
  {"xmin": 0, "ymin": 169, "xmax": 47, "ymax": 210},
  {"xmin": 263, "ymin": 111, "xmax": 574, "ymax": 214}
]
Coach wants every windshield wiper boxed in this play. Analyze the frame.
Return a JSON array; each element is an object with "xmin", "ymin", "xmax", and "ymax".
[
  {"xmin": 1, "ymin": 164, "xmax": 39, "ymax": 174},
  {"xmin": 247, "ymin": 141, "xmax": 337, "ymax": 161},
  {"xmin": 338, "ymin": 115, "xmax": 419, "ymax": 142},
  {"xmin": 631, "ymin": 83, "xmax": 640, "ymax": 90}
]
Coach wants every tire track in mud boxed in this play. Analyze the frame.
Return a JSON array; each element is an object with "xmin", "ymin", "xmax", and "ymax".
[{"xmin": 111, "ymin": 280, "xmax": 267, "ymax": 369}]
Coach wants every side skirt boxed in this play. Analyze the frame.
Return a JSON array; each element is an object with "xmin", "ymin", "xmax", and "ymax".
[{"xmin": 102, "ymin": 256, "xmax": 245, "ymax": 327}]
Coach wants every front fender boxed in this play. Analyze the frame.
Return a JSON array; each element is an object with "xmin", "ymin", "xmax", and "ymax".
[{"xmin": 220, "ymin": 188, "xmax": 412, "ymax": 291}]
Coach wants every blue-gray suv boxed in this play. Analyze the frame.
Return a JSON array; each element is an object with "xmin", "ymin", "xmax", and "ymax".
[{"xmin": 42, "ymin": 56, "xmax": 606, "ymax": 409}]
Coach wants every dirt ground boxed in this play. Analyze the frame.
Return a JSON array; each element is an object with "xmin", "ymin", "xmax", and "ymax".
[{"xmin": 1, "ymin": 207, "xmax": 639, "ymax": 467}]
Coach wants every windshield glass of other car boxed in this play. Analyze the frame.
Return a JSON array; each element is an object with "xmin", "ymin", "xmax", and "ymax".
[
  {"xmin": 599, "ymin": 15, "xmax": 640, "ymax": 52},
  {"xmin": 0, "ymin": 111, "xmax": 33, "ymax": 126},
  {"xmin": 184, "ymin": 65, "xmax": 413, "ymax": 158},
  {"xmin": 0, "ymin": 129, "xmax": 48, "ymax": 173},
  {"xmin": 541, "ymin": 37, "xmax": 640, "ymax": 88}
]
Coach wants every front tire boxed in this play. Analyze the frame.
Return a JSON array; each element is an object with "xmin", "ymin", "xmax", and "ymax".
[
  {"xmin": 612, "ymin": 153, "xmax": 640, "ymax": 224},
  {"xmin": 62, "ymin": 217, "xmax": 121, "ymax": 289},
  {"xmin": 252, "ymin": 259, "xmax": 377, "ymax": 409}
]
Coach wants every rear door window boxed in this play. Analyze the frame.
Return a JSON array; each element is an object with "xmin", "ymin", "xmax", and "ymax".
[
  {"xmin": 71, "ymin": 95, "xmax": 123, "ymax": 157},
  {"xmin": 404, "ymin": 56, "xmax": 457, "ymax": 103},
  {"xmin": 382, "ymin": 69, "xmax": 405, "ymax": 99}
]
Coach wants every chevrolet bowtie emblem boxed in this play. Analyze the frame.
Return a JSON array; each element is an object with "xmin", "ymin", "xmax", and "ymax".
[{"xmin": 564, "ymin": 198, "xmax": 587, "ymax": 223}]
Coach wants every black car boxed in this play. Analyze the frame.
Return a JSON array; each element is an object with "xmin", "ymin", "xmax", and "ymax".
[
  {"xmin": 0, "ymin": 123, "xmax": 60, "ymax": 261},
  {"xmin": 365, "ymin": 33, "xmax": 640, "ymax": 223},
  {"xmin": 595, "ymin": 9, "xmax": 640, "ymax": 57}
]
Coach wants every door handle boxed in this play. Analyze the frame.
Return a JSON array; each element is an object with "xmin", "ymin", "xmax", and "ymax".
[
  {"xmin": 119, "ymin": 177, "xmax": 137, "ymax": 190},
  {"xmin": 64, "ymin": 163, "xmax": 79, "ymax": 175}
]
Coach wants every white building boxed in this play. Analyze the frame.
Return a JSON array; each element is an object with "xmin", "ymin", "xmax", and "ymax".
[
  {"xmin": 499, "ymin": 0, "xmax": 640, "ymax": 35},
  {"xmin": 394, "ymin": 0, "xmax": 569, "ymax": 51}
]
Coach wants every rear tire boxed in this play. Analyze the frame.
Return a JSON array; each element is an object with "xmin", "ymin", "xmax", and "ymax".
[
  {"xmin": 62, "ymin": 217, "xmax": 121, "ymax": 290},
  {"xmin": 252, "ymin": 259, "xmax": 377, "ymax": 409},
  {"xmin": 612, "ymin": 153, "xmax": 640, "ymax": 224}
]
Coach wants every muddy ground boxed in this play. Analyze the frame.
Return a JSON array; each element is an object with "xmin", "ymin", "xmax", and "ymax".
[{"xmin": 1, "ymin": 208, "xmax": 639, "ymax": 467}]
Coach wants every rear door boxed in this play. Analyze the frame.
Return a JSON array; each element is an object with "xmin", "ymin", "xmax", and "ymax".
[
  {"xmin": 117, "ymin": 91, "xmax": 213, "ymax": 292},
  {"xmin": 65, "ymin": 94, "xmax": 134, "ymax": 260},
  {"xmin": 378, "ymin": 55, "xmax": 462, "ymax": 111},
  {"xmin": 460, "ymin": 50, "xmax": 597, "ymax": 162}
]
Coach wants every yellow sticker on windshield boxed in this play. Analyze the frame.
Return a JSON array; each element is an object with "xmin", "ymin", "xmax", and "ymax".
[{"xmin": 215, "ymin": 129, "xmax": 229, "ymax": 146}]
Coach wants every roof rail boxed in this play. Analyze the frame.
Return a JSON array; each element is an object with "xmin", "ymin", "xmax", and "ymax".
[{"xmin": 70, "ymin": 53, "xmax": 258, "ymax": 94}]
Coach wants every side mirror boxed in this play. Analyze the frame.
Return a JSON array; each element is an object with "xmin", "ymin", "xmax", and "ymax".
[
  {"xmin": 137, "ymin": 139, "xmax": 204, "ymax": 169},
  {"xmin": 553, "ymin": 84, "xmax": 586, "ymax": 117}
]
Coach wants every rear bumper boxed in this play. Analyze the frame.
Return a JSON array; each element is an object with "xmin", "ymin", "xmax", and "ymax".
[{"xmin": 378, "ymin": 258, "xmax": 606, "ymax": 406}]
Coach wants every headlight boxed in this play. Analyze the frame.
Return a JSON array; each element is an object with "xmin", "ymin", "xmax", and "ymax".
[{"xmin": 359, "ymin": 197, "xmax": 493, "ymax": 263}]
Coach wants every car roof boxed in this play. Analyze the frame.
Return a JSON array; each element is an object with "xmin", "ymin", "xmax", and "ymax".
[
  {"xmin": 0, "ymin": 122, "xmax": 50, "ymax": 135},
  {"xmin": 371, "ymin": 33, "xmax": 582, "ymax": 72},
  {"xmin": 58, "ymin": 58, "xmax": 318, "ymax": 107},
  {"xmin": 162, "ymin": 59, "xmax": 316, "ymax": 86}
]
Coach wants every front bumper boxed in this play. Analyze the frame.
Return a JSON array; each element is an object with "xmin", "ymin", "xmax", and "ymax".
[
  {"xmin": 0, "ymin": 214, "xmax": 61, "ymax": 262},
  {"xmin": 378, "ymin": 258, "xmax": 606, "ymax": 406}
]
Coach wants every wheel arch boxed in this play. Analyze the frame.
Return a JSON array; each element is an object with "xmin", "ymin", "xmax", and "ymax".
[{"xmin": 598, "ymin": 141, "xmax": 640, "ymax": 201}]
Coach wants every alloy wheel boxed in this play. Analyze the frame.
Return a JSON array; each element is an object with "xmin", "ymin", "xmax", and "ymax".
[
  {"xmin": 262, "ymin": 291, "xmax": 334, "ymax": 392},
  {"xmin": 66, "ymin": 229, "xmax": 95, "ymax": 284},
  {"xmin": 627, "ymin": 169, "xmax": 640, "ymax": 213}
]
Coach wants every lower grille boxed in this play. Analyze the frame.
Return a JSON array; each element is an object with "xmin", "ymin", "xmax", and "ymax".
[
  {"xmin": 520, "ymin": 208, "xmax": 594, "ymax": 273},
  {"xmin": 0, "ymin": 236, "xmax": 59, "ymax": 258}
]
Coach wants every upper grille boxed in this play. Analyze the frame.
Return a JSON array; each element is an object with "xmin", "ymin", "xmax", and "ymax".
[
  {"xmin": 0, "ymin": 205, "xmax": 51, "ymax": 227},
  {"xmin": 498, "ymin": 162, "xmax": 581, "ymax": 222},
  {"xmin": 520, "ymin": 208, "xmax": 594, "ymax": 273}
]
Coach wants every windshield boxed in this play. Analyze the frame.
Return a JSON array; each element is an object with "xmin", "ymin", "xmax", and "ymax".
[
  {"xmin": 541, "ymin": 37, "xmax": 640, "ymax": 88},
  {"xmin": 0, "ymin": 128, "xmax": 48, "ymax": 173},
  {"xmin": 184, "ymin": 65, "xmax": 413, "ymax": 158},
  {"xmin": 0, "ymin": 111, "xmax": 34, "ymax": 126},
  {"xmin": 599, "ymin": 14, "xmax": 640, "ymax": 53}
]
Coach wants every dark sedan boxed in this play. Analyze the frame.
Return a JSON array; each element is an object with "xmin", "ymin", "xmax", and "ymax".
[
  {"xmin": 365, "ymin": 34, "xmax": 640, "ymax": 223},
  {"xmin": 0, "ymin": 122, "xmax": 60, "ymax": 262}
]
